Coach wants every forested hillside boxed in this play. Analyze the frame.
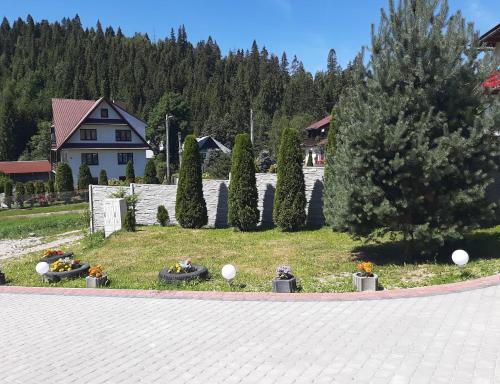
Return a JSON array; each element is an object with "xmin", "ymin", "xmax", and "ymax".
[{"xmin": 0, "ymin": 15, "xmax": 350, "ymax": 162}]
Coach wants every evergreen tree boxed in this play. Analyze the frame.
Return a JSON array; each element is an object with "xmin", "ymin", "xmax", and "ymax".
[
  {"xmin": 125, "ymin": 160, "xmax": 135, "ymax": 183},
  {"xmin": 325, "ymin": 0, "xmax": 500, "ymax": 256},
  {"xmin": 273, "ymin": 128, "xmax": 306, "ymax": 231},
  {"xmin": 55, "ymin": 162, "xmax": 74, "ymax": 192},
  {"xmin": 228, "ymin": 134, "xmax": 259, "ymax": 231},
  {"xmin": 4, "ymin": 179, "xmax": 13, "ymax": 208},
  {"xmin": 98, "ymin": 169, "xmax": 108, "ymax": 185},
  {"xmin": 323, "ymin": 115, "xmax": 338, "ymax": 226},
  {"xmin": 144, "ymin": 159, "xmax": 159, "ymax": 184},
  {"xmin": 34, "ymin": 180, "xmax": 45, "ymax": 194},
  {"xmin": 25, "ymin": 181, "xmax": 35, "ymax": 207},
  {"xmin": 175, "ymin": 135, "xmax": 207, "ymax": 228},
  {"xmin": 46, "ymin": 179, "xmax": 55, "ymax": 193},
  {"xmin": 15, "ymin": 182, "xmax": 25, "ymax": 208},
  {"xmin": 77, "ymin": 163, "xmax": 93, "ymax": 190},
  {"xmin": 306, "ymin": 151, "xmax": 314, "ymax": 167},
  {"xmin": 157, "ymin": 205, "xmax": 169, "ymax": 226}
]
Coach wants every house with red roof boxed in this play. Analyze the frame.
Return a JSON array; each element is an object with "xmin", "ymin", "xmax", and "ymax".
[
  {"xmin": 303, "ymin": 115, "xmax": 331, "ymax": 166},
  {"xmin": 51, "ymin": 98, "xmax": 150, "ymax": 182},
  {"xmin": 0, "ymin": 160, "xmax": 51, "ymax": 183},
  {"xmin": 480, "ymin": 23, "xmax": 500, "ymax": 93}
]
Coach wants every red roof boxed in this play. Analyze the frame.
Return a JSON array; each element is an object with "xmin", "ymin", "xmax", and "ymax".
[
  {"xmin": 0, "ymin": 161, "xmax": 51, "ymax": 175},
  {"xmin": 306, "ymin": 115, "xmax": 332, "ymax": 130},
  {"xmin": 52, "ymin": 98, "xmax": 100, "ymax": 148}
]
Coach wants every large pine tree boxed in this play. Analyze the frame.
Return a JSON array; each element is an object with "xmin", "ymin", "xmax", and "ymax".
[{"xmin": 325, "ymin": 0, "xmax": 500, "ymax": 256}]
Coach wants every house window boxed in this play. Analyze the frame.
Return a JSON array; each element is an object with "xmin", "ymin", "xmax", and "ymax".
[
  {"xmin": 116, "ymin": 130, "xmax": 132, "ymax": 142},
  {"xmin": 81, "ymin": 153, "xmax": 99, "ymax": 166},
  {"xmin": 101, "ymin": 108, "xmax": 109, "ymax": 118},
  {"xmin": 118, "ymin": 153, "xmax": 133, "ymax": 165},
  {"xmin": 80, "ymin": 129, "xmax": 97, "ymax": 141}
]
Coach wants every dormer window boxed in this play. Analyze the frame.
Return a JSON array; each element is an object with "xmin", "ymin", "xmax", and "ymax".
[{"xmin": 100, "ymin": 108, "xmax": 109, "ymax": 118}]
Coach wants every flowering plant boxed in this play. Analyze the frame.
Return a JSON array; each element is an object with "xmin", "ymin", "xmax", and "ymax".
[
  {"xmin": 88, "ymin": 265, "xmax": 104, "ymax": 278},
  {"xmin": 50, "ymin": 257, "xmax": 81, "ymax": 272},
  {"xmin": 356, "ymin": 262, "xmax": 374, "ymax": 277},
  {"xmin": 43, "ymin": 249, "xmax": 63, "ymax": 258},
  {"xmin": 168, "ymin": 258, "xmax": 194, "ymax": 274},
  {"xmin": 276, "ymin": 265, "xmax": 293, "ymax": 280}
]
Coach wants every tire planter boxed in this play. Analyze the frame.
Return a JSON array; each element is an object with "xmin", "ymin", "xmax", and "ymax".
[
  {"xmin": 158, "ymin": 265, "xmax": 208, "ymax": 284},
  {"xmin": 43, "ymin": 264, "xmax": 90, "ymax": 283},
  {"xmin": 39, "ymin": 252, "xmax": 74, "ymax": 264}
]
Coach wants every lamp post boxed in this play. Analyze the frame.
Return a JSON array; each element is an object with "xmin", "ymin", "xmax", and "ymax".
[{"xmin": 165, "ymin": 114, "xmax": 173, "ymax": 184}]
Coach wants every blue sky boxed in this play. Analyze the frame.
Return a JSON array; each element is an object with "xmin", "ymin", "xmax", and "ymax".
[{"xmin": 0, "ymin": 0, "xmax": 497, "ymax": 73}]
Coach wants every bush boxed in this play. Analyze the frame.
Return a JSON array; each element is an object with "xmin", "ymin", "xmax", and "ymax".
[
  {"xmin": 228, "ymin": 134, "xmax": 259, "ymax": 231},
  {"xmin": 77, "ymin": 163, "xmax": 93, "ymax": 190},
  {"xmin": 34, "ymin": 181, "xmax": 45, "ymax": 194},
  {"xmin": 108, "ymin": 178, "xmax": 127, "ymax": 186},
  {"xmin": 203, "ymin": 150, "xmax": 231, "ymax": 179},
  {"xmin": 25, "ymin": 182, "xmax": 35, "ymax": 207},
  {"xmin": 15, "ymin": 182, "xmax": 25, "ymax": 208},
  {"xmin": 46, "ymin": 179, "xmax": 55, "ymax": 193},
  {"xmin": 306, "ymin": 151, "xmax": 313, "ymax": 166},
  {"xmin": 126, "ymin": 160, "xmax": 135, "ymax": 184},
  {"xmin": 55, "ymin": 162, "xmax": 74, "ymax": 192},
  {"xmin": 144, "ymin": 159, "xmax": 159, "ymax": 184},
  {"xmin": 157, "ymin": 205, "xmax": 169, "ymax": 226},
  {"xmin": 98, "ymin": 169, "xmax": 108, "ymax": 185},
  {"xmin": 4, "ymin": 180, "xmax": 13, "ymax": 208},
  {"xmin": 124, "ymin": 210, "xmax": 136, "ymax": 232},
  {"xmin": 273, "ymin": 128, "xmax": 306, "ymax": 231},
  {"xmin": 175, "ymin": 135, "xmax": 208, "ymax": 228}
]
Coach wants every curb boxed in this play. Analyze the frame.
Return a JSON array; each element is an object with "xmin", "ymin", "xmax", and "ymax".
[{"xmin": 1, "ymin": 274, "xmax": 499, "ymax": 302}]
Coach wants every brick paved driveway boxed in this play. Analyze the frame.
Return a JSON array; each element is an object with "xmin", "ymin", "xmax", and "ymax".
[{"xmin": 1, "ymin": 286, "xmax": 500, "ymax": 384}]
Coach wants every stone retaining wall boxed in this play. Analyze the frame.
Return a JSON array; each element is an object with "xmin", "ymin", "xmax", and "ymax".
[{"xmin": 89, "ymin": 167, "xmax": 325, "ymax": 231}]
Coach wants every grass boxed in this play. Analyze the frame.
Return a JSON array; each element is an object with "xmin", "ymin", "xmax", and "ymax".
[
  {"xmin": 2, "ymin": 225, "xmax": 500, "ymax": 292},
  {"xmin": 0, "ymin": 202, "xmax": 88, "ymax": 217},
  {"xmin": 0, "ymin": 213, "xmax": 85, "ymax": 239}
]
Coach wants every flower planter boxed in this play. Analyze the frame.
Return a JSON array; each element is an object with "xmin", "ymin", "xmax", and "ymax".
[
  {"xmin": 43, "ymin": 264, "xmax": 90, "ymax": 283},
  {"xmin": 352, "ymin": 272, "xmax": 378, "ymax": 291},
  {"xmin": 0, "ymin": 272, "xmax": 5, "ymax": 285},
  {"xmin": 39, "ymin": 252, "xmax": 73, "ymax": 264},
  {"xmin": 86, "ymin": 275, "xmax": 108, "ymax": 288},
  {"xmin": 272, "ymin": 277, "xmax": 297, "ymax": 293},
  {"xmin": 158, "ymin": 264, "xmax": 208, "ymax": 284}
]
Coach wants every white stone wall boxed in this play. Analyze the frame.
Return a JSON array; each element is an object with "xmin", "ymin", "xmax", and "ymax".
[{"xmin": 90, "ymin": 167, "xmax": 325, "ymax": 231}]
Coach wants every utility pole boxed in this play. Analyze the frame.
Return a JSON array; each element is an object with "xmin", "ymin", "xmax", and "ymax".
[
  {"xmin": 250, "ymin": 109, "xmax": 254, "ymax": 145},
  {"xmin": 178, "ymin": 132, "xmax": 182, "ymax": 170},
  {"xmin": 165, "ymin": 114, "xmax": 173, "ymax": 184}
]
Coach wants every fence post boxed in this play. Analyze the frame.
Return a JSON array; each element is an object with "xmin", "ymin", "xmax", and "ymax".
[{"xmin": 89, "ymin": 185, "xmax": 94, "ymax": 233}]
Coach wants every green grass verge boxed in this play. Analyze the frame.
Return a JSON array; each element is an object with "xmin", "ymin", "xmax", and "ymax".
[
  {"xmin": 0, "ymin": 213, "xmax": 85, "ymax": 239},
  {"xmin": 0, "ymin": 202, "xmax": 88, "ymax": 217},
  {"xmin": 3, "ymin": 225, "xmax": 499, "ymax": 292}
]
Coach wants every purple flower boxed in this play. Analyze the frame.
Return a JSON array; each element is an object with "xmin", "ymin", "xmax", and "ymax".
[{"xmin": 276, "ymin": 265, "xmax": 293, "ymax": 279}]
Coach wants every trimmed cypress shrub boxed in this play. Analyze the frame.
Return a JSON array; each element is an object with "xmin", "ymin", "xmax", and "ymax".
[
  {"xmin": 175, "ymin": 135, "xmax": 208, "ymax": 228},
  {"xmin": 306, "ymin": 151, "xmax": 314, "ymax": 166},
  {"xmin": 77, "ymin": 163, "xmax": 93, "ymax": 190},
  {"xmin": 124, "ymin": 210, "xmax": 136, "ymax": 232},
  {"xmin": 273, "ymin": 128, "xmax": 306, "ymax": 231},
  {"xmin": 4, "ymin": 180, "xmax": 13, "ymax": 208},
  {"xmin": 144, "ymin": 159, "xmax": 159, "ymax": 184},
  {"xmin": 15, "ymin": 182, "xmax": 25, "ymax": 208},
  {"xmin": 34, "ymin": 181, "xmax": 45, "ymax": 194},
  {"xmin": 55, "ymin": 163, "xmax": 74, "ymax": 192},
  {"xmin": 157, "ymin": 205, "xmax": 169, "ymax": 226},
  {"xmin": 228, "ymin": 133, "xmax": 259, "ymax": 231},
  {"xmin": 25, "ymin": 182, "xmax": 35, "ymax": 207},
  {"xmin": 126, "ymin": 160, "xmax": 135, "ymax": 183},
  {"xmin": 98, "ymin": 169, "xmax": 108, "ymax": 185},
  {"xmin": 46, "ymin": 178, "xmax": 55, "ymax": 193}
]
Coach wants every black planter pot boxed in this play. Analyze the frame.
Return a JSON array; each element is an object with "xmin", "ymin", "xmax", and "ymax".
[
  {"xmin": 43, "ymin": 263, "xmax": 90, "ymax": 283},
  {"xmin": 272, "ymin": 277, "xmax": 297, "ymax": 293},
  {"xmin": 0, "ymin": 272, "xmax": 5, "ymax": 285},
  {"xmin": 158, "ymin": 265, "xmax": 209, "ymax": 284},
  {"xmin": 39, "ymin": 252, "xmax": 74, "ymax": 264}
]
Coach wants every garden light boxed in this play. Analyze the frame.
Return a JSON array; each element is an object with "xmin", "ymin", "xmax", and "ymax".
[
  {"xmin": 35, "ymin": 262, "xmax": 49, "ymax": 275},
  {"xmin": 452, "ymin": 250, "xmax": 469, "ymax": 267},
  {"xmin": 221, "ymin": 264, "xmax": 236, "ymax": 284}
]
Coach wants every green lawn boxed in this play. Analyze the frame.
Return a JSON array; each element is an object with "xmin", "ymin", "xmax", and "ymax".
[
  {"xmin": 0, "ymin": 213, "xmax": 86, "ymax": 239},
  {"xmin": 3, "ymin": 225, "xmax": 499, "ymax": 292},
  {"xmin": 0, "ymin": 202, "xmax": 88, "ymax": 217}
]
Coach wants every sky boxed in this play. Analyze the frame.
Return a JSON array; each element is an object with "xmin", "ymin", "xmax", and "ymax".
[{"xmin": 0, "ymin": 0, "xmax": 497, "ymax": 73}]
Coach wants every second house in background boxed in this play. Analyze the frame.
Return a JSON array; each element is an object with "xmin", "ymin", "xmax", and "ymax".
[{"xmin": 50, "ymin": 97, "xmax": 150, "ymax": 181}]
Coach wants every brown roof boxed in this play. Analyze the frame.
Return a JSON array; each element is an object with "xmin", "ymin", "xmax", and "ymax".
[
  {"xmin": 480, "ymin": 23, "xmax": 500, "ymax": 46},
  {"xmin": 0, "ymin": 161, "xmax": 51, "ymax": 175},
  {"xmin": 306, "ymin": 115, "xmax": 332, "ymax": 131}
]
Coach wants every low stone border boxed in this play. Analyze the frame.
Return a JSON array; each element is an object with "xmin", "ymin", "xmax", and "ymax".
[{"xmin": 0, "ymin": 273, "xmax": 499, "ymax": 302}]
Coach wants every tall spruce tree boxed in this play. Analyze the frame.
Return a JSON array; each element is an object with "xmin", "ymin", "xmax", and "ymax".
[
  {"xmin": 325, "ymin": 0, "xmax": 500, "ymax": 256},
  {"xmin": 175, "ymin": 135, "xmax": 208, "ymax": 228},
  {"xmin": 273, "ymin": 128, "xmax": 306, "ymax": 231},
  {"xmin": 228, "ymin": 134, "xmax": 259, "ymax": 231},
  {"xmin": 77, "ymin": 164, "xmax": 93, "ymax": 190}
]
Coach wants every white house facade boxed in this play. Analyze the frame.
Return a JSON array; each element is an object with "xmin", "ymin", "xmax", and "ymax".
[{"xmin": 51, "ymin": 98, "xmax": 150, "ymax": 182}]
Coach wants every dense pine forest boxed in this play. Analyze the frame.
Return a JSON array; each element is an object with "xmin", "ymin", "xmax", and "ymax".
[{"xmin": 0, "ymin": 15, "xmax": 351, "ymax": 162}]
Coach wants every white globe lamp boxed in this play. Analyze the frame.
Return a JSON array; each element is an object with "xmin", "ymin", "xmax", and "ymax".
[
  {"xmin": 221, "ymin": 264, "xmax": 236, "ymax": 285},
  {"xmin": 35, "ymin": 262, "xmax": 50, "ymax": 275},
  {"xmin": 452, "ymin": 249, "xmax": 469, "ymax": 267}
]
